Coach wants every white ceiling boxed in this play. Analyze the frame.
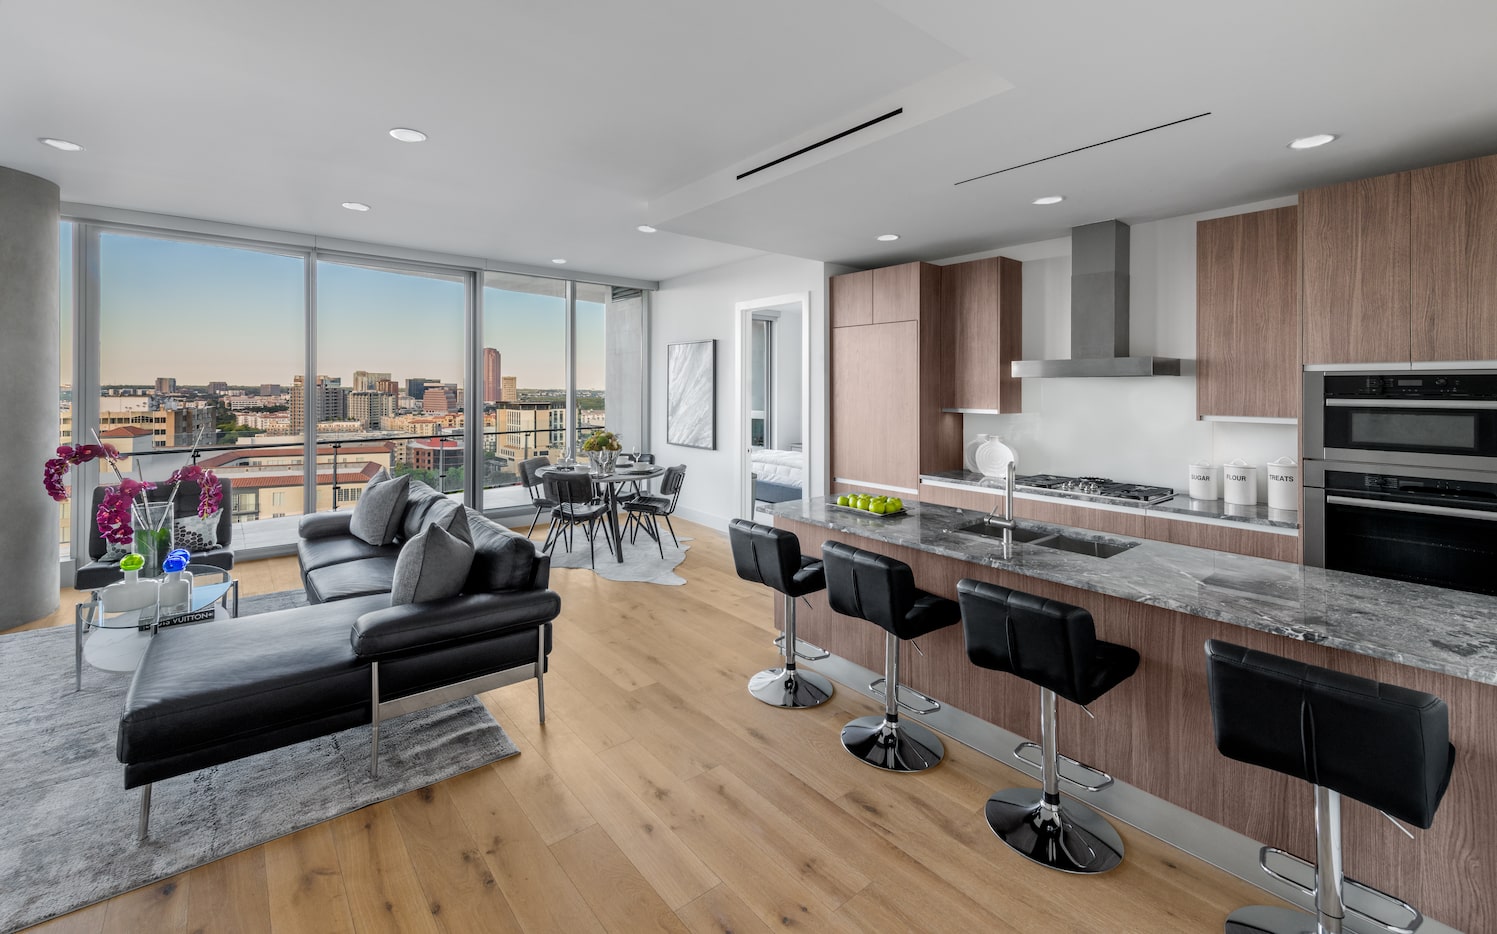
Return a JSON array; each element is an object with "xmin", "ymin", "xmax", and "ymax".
[{"xmin": 5, "ymin": 0, "xmax": 1497, "ymax": 282}]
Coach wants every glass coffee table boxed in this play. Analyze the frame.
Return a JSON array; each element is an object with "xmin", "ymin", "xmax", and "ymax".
[{"xmin": 74, "ymin": 564, "xmax": 239, "ymax": 691}]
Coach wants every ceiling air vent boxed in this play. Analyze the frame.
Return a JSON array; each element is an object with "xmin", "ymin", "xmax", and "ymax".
[
  {"xmin": 955, "ymin": 111, "xmax": 1212, "ymax": 186},
  {"xmin": 736, "ymin": 108, "xmax": 904, "ymax": 181}
]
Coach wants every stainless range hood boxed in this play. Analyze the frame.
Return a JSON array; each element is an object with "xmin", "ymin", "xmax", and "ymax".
[{"xmin": 1011, "ymin": 219, "xmax": 1181, "ymax": 378}]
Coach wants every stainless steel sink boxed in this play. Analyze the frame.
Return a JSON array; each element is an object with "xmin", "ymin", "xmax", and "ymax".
[{"xmin": 955, "ymin": 520, "xmax": 1139, "ymax": 559}]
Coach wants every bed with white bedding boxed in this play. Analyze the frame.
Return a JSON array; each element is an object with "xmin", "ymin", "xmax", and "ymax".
[{"xmin": 751, "ymin": 448, "xmax": 804, "ymax": 504}]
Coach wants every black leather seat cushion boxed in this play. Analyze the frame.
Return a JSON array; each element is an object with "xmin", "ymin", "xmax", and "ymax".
[
  {"xmin": 465, "ymin": 516, "xmax": 541, "ymax": 593},
  {"xmin": 957, "ymin": 579, "xmax": 1140, "ymax": 706},
  {"xmin": 297, "ymin": 535, "xmax": 402, "ymax": 575},
  {"xmin": 1205, "ymin": 640, "xmax": 1455, "ymax": 829},
  {"xmin": 821, "ymin": 540, "xmax": 958, "ymax": 640},
  {"xmin": 304, "ymin": 557, "xmax": 400, "ymax": 603},
  {"xmin": 728, "ymin": 519, "xmax": 826, "ymax": 598}
]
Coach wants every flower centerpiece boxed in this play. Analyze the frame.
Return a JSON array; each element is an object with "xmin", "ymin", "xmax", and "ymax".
[
  {"xmin": 43, "ymin": 432, "xmax": 221, "ymax": 576},
  {"xmin": 580, "ymin": 429, "xmax": 622, "ymax": 475}
]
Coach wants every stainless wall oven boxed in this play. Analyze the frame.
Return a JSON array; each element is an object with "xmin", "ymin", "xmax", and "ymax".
[{"xmin": 1304, "ymin": 370, "xmax": 1497, "ymax": 594}]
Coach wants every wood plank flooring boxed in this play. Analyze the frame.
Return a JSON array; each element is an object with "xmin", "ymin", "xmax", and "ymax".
[{"xmin": 26, "ymin": 520, "xmax": 1283, "ymax": 932}]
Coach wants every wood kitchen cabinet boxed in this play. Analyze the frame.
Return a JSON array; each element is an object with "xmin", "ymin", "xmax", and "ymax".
[
  {"xmin": 941, "ymin": 256, "xmax": 1023, "ymax": 413},
  {"xmin": 1411, "ymin": 153, "xmax": 1497, "ymax": 362},
  {"xmin": 830, "ymin": 262, "xmax": 959, "ymax": 492},
  {"xmin": 1196, "ymin": 206, "xmax": 1299, "ymax": 418},
  {"xmin": 1301, "ymin": 172, "xmax": 1411, "ymax": 364}
]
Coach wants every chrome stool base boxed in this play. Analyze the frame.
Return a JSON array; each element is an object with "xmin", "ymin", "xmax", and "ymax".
[
  {"xmin": 747, "ymin": 667, "xmax": 834, "ymax": 708},
  {"xmin": 1223, "ymin": 906, "xmax": 1323, "ymax": 934},
  {"xmin": 841, "ymin": 715, "xmax": 944, "ymax": 772},
  {"xmin": 984, "ymin": 788, "xmax": 1125, "ymax": 874}
]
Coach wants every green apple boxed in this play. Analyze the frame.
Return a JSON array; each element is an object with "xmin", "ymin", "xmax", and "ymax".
[
  {"xmin": 837, "ymin": 495, "xmax": 850, "ymax": 506},
  {"xmin": 889, "ymin": 498, "xmax": 903, "ymax": 511},
  {"xmin": 870, "ymin": 501, "xmax": 887, "ymax": 514}
]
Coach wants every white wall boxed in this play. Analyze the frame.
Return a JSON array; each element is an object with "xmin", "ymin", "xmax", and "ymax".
[
  {"xmin": 955, "ymin": 196, "xmax": 1301, "ymax": 503},
  {"xmin": 651, "ymin": 253, "xmax": 829, "ymax": 529}
]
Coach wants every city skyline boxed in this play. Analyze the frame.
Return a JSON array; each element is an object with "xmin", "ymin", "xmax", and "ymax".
[{"xmin": 88, "ymin": 232, "xmax": 609, "ymax": 389}]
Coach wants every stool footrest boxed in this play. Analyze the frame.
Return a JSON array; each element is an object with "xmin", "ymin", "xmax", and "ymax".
[
  {"xmin": 1257, "ymin": 846, "xmax": 1422, "ymax": 934},
  {"xmin": 868, "ymin": 677, "xmax": 941, "ymax": 715},
  {"xmin": 1013, "ymin": 742, "xmax": 1114, "ymax": 792},
  {"xmin": 772, "ymin": 634, "xmax": 831, "ymax": 661}
]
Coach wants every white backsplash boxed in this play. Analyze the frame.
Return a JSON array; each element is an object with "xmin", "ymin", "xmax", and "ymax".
[{"xmin": 954, "ymin": 194, "xmax": 1300, "ymax": 504}]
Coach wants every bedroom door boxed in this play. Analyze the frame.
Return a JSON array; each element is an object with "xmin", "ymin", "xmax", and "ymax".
[{"xmin": 736, "ymin": 293, "xmax": 811, "ymax": 521}]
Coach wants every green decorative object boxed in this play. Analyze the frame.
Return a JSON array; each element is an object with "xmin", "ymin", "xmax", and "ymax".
[{"xmin": 131, "ymin": 502, "xmax": 174, "ymax": 578}]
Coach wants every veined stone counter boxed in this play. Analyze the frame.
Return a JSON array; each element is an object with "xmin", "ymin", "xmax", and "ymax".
[{"xmin": 771, "ymin": 496, "xmax": 1494, "ymax": 685}]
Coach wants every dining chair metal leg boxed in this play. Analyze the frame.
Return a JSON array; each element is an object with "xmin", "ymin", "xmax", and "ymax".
[
  {"xmin": 653, "ymin": 513, "xmax": 664, "ymax": 558},
  {"xmin": 527, "ymin": 505, "xmax": 544, "ymax": 538},
  {"xmin": 664, "ymin": 515, "xmax": 679, "ymax": 548},
  {"xmin": 541, "ymin": 514, "xmax": 559, "ymax": 554}
]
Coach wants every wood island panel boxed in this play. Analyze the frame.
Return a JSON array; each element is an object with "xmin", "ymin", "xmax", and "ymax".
[{"xmin": 776, "ymin": 515, "xmax": 1497, "ymax": 933}]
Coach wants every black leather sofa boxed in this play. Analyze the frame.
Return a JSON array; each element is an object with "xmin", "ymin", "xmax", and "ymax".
[{"xmin": 118, "ymin": 482, "xmax": 558, "ymax": 838}]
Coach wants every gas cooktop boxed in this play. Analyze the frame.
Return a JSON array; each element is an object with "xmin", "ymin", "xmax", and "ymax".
[{"xmin": 1013, "ymin": 474, "xmax": 1176, "ymax": 506}]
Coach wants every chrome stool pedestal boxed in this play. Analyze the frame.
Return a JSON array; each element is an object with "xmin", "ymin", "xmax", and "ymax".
[
  {"xmin": 748, "ymin": 590, "xmax": 834, "ymax": 709},
  {"xmin": 728, "ymin": 519, "xmax": 834, "ymax": 710},
  {"xmin": 841, "ymin": 632, "xmax": 944, "ymax": 772}
]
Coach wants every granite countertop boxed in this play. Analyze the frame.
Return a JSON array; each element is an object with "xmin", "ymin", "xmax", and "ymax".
[
  {"xmin": 770, "ymin": 497, "xmax": 1497, "ymax": 685},
  {"xmin": 921, "ymin": 469, "xmax": 1301, "ymax": 531}
]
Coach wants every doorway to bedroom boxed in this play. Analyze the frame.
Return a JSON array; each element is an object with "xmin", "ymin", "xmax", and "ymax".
[{"xmin": 735, "ymin": 293, "xmax": 811, "ymax": 522}]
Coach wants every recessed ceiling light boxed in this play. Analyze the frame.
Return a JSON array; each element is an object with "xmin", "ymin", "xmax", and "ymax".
[
  {"xmin": 341, "ymin": 202, "xmax": 372, "ymax": 212},
  {"xmin": 876, "ymin": 234, "xmax": 900, "ymax": 242},
  {"xmin": 636, "ymin": 225, "xmax": 658, "ymax": 233},
  {"xmin": 1032, "ymin": 195, "xmax": 1065, "ymax": 205},
  {"xmin": 39, "ymin": 137, "xmax": 83, "ymax": 152},
  {"xmin": 551, "ymin": 258, "xmax": 568, "ymax": 264},
  {"xmin": 1288, "ymin": 133, "xmax": 1337, "ymax": 150},
  {"xmin": 389, "ymin": 127, "xmax": 428, "ymax": 143}
]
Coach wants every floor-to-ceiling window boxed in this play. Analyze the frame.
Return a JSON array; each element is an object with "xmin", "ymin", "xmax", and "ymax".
[
  {"xmin": 575, "ymin": 282, "xmax": 610, "ymax": 453},
  {"xmin": 315, "ymin": 259, "xmax": 466, "ymax": 509},
  {"xmin": 480, "ymin": 273, "xmax": 568, "ymax": 509}
]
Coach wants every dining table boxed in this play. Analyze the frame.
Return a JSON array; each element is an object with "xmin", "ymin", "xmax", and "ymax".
[{"xmin": 537, "ymin": 462, "xmax": 666, "ymax": 564}]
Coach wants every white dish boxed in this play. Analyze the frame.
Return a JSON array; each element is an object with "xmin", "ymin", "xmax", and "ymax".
[{"xmin": 975, "ymin": 438, "xmax": 1017, "ymax": 477}]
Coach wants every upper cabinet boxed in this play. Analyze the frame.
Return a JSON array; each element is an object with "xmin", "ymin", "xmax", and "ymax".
[
  {"xmin": 1196, "ymin": 206, "xmax": 1299, "ymax": 419},
  {"xmin": 1410, "ymin": 153, "xmax": 1497, "ymax": 362},
  {"xmin": 1302, "ymin": 172, "xmax": 1411, "ymax": 365},
  {"xmin": 829, "ymin": 269, "xmax": 873, "ymax": 328},
  {"xmin": 941, "ymin": 257, "xmax": 1023, "ymax": 413}
]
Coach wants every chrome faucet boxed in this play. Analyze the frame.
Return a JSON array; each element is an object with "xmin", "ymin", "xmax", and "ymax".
[{"xmin": 980, "ymin": 459, "xmax": 1017, "ymax": 557}]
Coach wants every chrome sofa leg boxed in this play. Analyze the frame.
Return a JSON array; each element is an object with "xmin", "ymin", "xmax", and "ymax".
[
  {"xmin": 536, "ymin": 625, "xmax": 547, "ymax": 725},
  {"xmin": 370, "ymin": 661, "xmax": 381, "ymax": 779},
  {"xmin": 137, "ymin": 784, "xmax": 152, "ymax": 841}
]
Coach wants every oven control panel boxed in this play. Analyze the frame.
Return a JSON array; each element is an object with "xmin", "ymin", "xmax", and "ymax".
[{"xmin": 1325, "ymin": 373, "xmax": 1497, "ymax": 398}]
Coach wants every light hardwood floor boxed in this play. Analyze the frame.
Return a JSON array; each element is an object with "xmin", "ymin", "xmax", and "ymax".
[{"xmin": 27, "ymin": 520, "xmax": 1281, "ymax": 933}]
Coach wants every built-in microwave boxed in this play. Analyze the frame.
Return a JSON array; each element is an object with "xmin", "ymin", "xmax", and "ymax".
[{"xmin": 1303, "ymin": 371, "xmax": 1497, "ymax": 470}]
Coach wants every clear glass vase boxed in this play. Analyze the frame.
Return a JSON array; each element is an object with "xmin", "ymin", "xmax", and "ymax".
[
  {"xmin": 589, "ymin": 451, "xmax": 618, "ymax": 475},
  {"xmin": 131, "ymin": 501, "xmax": 174, "ymax": 578}
]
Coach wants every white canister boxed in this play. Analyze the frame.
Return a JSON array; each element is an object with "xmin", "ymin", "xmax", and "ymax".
[
  {"xmin": 1266, "ymin": 457, "xmax": 1300, "ymax": 512},
  {"xmin": 1223, "ymin": 459, "xmax": 1258, "ymax": 506},
  {"xmin": 1188, "ymin": 461, "xmax": 1220, "ymax": 501}
]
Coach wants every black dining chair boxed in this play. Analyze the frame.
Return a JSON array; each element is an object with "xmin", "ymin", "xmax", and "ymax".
[
  {"xmin": 541, "ymin": 471, "xmax": 613, "ymax": 568},
  {"xmin": 623, "ymin": 465, "xmax": 685, "ymax": 558},
  {"xmin": 518, "ymin": 456, "xmax": 557, "ymax": 537},
  {"xmin": 616, "ymin": 453, "xmax": 657, "ymax": 506}
]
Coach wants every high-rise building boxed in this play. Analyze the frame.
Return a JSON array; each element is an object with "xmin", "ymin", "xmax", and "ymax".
[
  {"xmin": 259, "ymin": 383, "xmax": 283, "ymax": 397},
  {"xmin": 154, "ymin": 377, "xmax": 177, "ymax": 394},
  {"xmin": 422, "ymin": 383, "xmax": 459, "ymax": 413},
  {"xmin": 347, "ymin": 390, "xmax": 396, "ymax": 430},
  {"xmin": 374, "ymin": 378, "xmax": 400, "ymax": 396},
  {"xmin": 483, "ymin": 348, "xmax": 501, "ymax": 404},
  {"xmin": 352, "ymin": 370, "xmax": 392, "ymax": 392},
  {"xmin": 406, "ymin": 377, "xmax": 435, "ymax": 401},
  {"xmin": 290, "ymin": 375, "xmax": 346, "ymax": 432},
  {"xmin": 206, "ymin": 381, "xmax": 229, "ymax": 394},
  {"xmin": 501, "ymin": 376, "xmax": 518, "ymax": 402}
]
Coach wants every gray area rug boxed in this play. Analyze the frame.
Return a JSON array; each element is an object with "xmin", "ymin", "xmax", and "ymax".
[
  {"xmin": 0, "ymin": 590, "xmax": 518, "ymax": 933},
  {"xmin": 545, "ymin": 530, "xmax": 692, "ymax": 584}
]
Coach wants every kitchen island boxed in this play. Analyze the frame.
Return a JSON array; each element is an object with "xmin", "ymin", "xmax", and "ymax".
[{"xmin": 771, "ymin": 497, "xmax": 1495, "ymax": 933}]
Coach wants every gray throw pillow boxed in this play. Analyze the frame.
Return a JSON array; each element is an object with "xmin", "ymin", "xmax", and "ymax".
[
  {"xmin": 422, "ymin": 498, "xmax": 474, "ymax": 545},
  {"xmin": 391, "ymin": 523, "xmax": 475, "ymax": 606},
  {"xmin": 350, "ymin": 470, "xmax": 410, "ymax": 546}
]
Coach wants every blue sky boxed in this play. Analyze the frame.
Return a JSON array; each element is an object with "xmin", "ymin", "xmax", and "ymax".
[{"xmin": 89, "ymin": 232, "xmax": 607, "ymax": 389}]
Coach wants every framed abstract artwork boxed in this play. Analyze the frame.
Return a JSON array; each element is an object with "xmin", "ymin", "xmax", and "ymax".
[{"xmin": 666, "ymin": 339, "xmax": 715, "ymax": 449}]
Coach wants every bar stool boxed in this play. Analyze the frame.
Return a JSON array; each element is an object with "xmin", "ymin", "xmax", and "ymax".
[
  {"xmin": 821, "ymin": 541, "xmax": 960, "ymax": 772},
  {"xmin": 956, "ymin": 579, "xmax": 1139, "ymax": 874},
  {"xmin": 1205, "ymin": 640, "xmax": 1456, "ymax": 934},
  {"xmin": 728, "ymin": 519, "xmax": 834, "ymax": 708}
]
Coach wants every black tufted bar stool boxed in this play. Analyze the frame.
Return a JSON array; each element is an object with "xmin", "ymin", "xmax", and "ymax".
[
  {"xmin": 728, "ymin": 520, "xmax": 834, "ymax": 708},
  {"xmin": 1205, "ymin": 640, "xmax": 1456, "ymax": 934},
  {"xmin": 821, "ymin": 541, "xmax": 960, "ymax": 772},
  {"xmin": 956, "ymin": 579, "xmax": 1140, "ymax": 874}
]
